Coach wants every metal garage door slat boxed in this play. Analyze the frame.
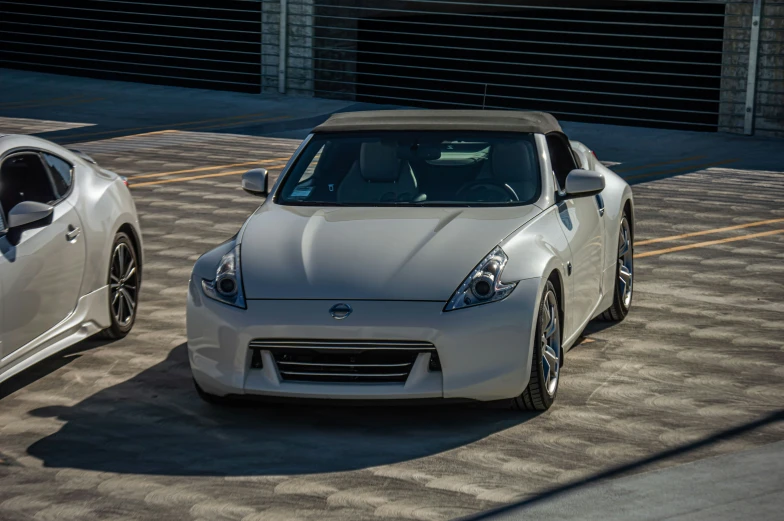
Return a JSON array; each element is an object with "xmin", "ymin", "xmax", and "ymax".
[
  {"xmin": 1, "ymin": 0, "xmax": 780, "ymax": 135},
  {"xmin": 271, "ymin": 0, "xmax": 731, "ymax": 130},
  {"xmin": 0, "ymin": 0, "xmax": 262, "ymax": 93},
  {"xmin": 2, "ymin": 20, "xmax": 258, "ymax": 46},
  {"xmin": 1, "ymin": 28, "xmax": 261, "ymax": 55}
]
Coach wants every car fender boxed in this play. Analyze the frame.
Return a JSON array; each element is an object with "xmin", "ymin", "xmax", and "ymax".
[
  {"xmin": 594, "ymin": 164, "xmax": 634, "ymax": 314},
  {"xmin": 499, "ymin": 206, "xmax": 572, "ymax": 346},
  {"xmin": 69, "ymin": 164, "xmax": 142, "ymax": 296}
]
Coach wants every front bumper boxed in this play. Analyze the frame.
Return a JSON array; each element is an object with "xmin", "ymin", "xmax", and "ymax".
[{"xmin": 186, "ymin": 277, "xmax": 541, "ymax": 401}]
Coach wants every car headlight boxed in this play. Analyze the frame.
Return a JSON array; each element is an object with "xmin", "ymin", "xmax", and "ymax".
[
  {"xmin": 201, "ymin": 244, "xmax": 246, "ymax": 308},
  {"xmin": 444, "ymin": 246, "xmax": 517, "ymax": 311}
]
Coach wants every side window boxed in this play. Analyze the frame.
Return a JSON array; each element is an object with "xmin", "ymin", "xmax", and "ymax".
[
  {"xmin": 0, "ymin": 153, "xmax": 58, "ymax": 221},
  {"xmin": 42, "ymin": 153, "xmax": 73, "ymax": 198},
  {"xmin": 546, "ymin": 134, "xmax": 578, "ymax": 191}
]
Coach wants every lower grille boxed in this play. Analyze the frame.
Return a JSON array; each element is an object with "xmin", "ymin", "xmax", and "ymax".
[{"xmin": 248, "ymin": 339, "xmax": 436, "ymax": 383}]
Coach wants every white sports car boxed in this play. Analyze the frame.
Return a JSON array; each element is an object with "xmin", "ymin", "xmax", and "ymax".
[
  {"xmin": 0, "ymin": 135, "xmax": 142, "ymax": 385},
  {"xmin": 187, "ymin": 110, "xmax": 633, "ymax": 410}
]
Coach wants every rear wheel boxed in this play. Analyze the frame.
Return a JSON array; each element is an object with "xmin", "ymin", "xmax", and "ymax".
[
  {"xmin": 513, "ymin": 280, "xmax": 561, "ymax": 411},
  {"xmin": 600, "ymin": 214, "xmax": 633, "ymax": 321},
  {"xmin": 99, "ymin": 232, "xmax": 139, "ymax": 339}
]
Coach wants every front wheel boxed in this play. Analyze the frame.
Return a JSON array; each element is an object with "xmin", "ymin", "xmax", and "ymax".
[
  {"xmin": 99, "ymin": 232, "xmax": 139, "ymax": 339},
  {"xmin": 512, "ymin": 280, "xmax": 561, "ymax": 411},
  {"xmin": 600, "ymin": 214, "xmax": 633, "ymax": 322}
]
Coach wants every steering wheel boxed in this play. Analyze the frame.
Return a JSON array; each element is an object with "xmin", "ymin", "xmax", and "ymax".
[{"xmin": 457, "ymin": 181, "xmax": 519, "ymax": 203}]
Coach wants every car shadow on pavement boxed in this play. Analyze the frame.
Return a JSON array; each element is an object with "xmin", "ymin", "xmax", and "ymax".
[
  {"xmin": 26, "ymin": 343, "xmax": 538, "ymax": 476},
  {"xmin": 0, "ymin": 337, "xmax": 117, "ymax": 399}
]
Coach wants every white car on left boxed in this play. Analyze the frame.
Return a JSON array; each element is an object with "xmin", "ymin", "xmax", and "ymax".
[{"xmin": 0, "ymin": 134, "xmax": 142, "ymax": 384}]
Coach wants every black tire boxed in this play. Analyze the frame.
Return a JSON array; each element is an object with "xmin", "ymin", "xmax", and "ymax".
[
  {"xmin": 194, "ymin": 379, "xmax": 234, "ymax": 406},
  {"xmin": 512, "ymin": 280, "xmax": 561, "ymax": 411},
  {"xmin": 99, "ymin": 232, "xmax": 140, "ymax": 340},
  {"xmin": 600, "ymin": 213, "xmax": 633, "ymax": 322}
]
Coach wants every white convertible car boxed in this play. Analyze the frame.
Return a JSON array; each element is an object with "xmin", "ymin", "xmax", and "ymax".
[
  {"xmin": 0, "ymin": 135, "xmax": 142, "ymax": 385},
  {"xmin": 187, "ymin": 111, "xmax": 633, "ymax": 410}
]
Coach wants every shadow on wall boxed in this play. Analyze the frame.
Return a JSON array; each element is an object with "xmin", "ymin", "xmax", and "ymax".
[{"xmin": 25, "ymin": 343, "xmax": 536, "ymax": 476}]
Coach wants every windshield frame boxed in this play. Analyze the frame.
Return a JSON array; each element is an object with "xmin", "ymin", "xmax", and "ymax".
[{"xmin": 272, "ymin": 130, "xmax": 543, "ymax": 208}]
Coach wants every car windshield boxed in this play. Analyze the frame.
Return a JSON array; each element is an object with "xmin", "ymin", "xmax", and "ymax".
[{"xmin": 275, "ymin": 131, "xmax": 541, "ymax": 206}]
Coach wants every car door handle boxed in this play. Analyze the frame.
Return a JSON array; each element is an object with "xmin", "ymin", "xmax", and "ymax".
[
  {"xmin": 66, "ymin": 226, "xmax": 81, "ymax": 241},
  {"xmin": 598, "ymin": 207, "xmax": 605, "ymax": 217}
]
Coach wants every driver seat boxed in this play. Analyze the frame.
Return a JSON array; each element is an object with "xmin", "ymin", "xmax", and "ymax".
[
  {"xmin": 477, "ymin": 141, "xmax": 539, "ymax": 202},
  {"xmin": 337, "ymin": 142, "xmax": 419, "ymax": 203}
]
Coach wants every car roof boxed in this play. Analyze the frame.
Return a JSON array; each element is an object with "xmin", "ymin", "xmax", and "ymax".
[{"xmin": 312, "ymin": 109, "xmax": 562, "ymax": 134}]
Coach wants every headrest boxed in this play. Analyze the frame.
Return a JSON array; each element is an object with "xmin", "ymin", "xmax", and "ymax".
[
  {"xmin": 492, "ymin": 141, "xmax": 536, "ymax": 182},
  {"xmin": 360, "ymin": 142, "xmax": 401, "ymax": 182}
]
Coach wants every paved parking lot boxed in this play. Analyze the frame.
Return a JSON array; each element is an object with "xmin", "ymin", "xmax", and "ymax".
[{"xmin": 0, "ymin": 121, "xmax": 782, "ymax": 521}]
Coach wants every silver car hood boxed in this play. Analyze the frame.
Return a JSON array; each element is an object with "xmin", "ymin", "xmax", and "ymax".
[{"xmin": 240, "ymin": 204, "xmax": 543, "ymax": 301}]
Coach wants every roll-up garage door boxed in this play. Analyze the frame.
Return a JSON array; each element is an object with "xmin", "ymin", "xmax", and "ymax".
[
  {"xmin": 303, "ymin": 0, "xmax": 730, "ymax": 130},
  {"xmin": 0, "ymin": 0, "xmax": 262, "ymax": 92}
]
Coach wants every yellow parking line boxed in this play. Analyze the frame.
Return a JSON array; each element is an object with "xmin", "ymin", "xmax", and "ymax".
[
  {"xmin": 63, "ymin": 111, "xmax": 275, "ymax": 141},
  {"xmin": 129, "ymin": 165, "xmax": 285, "ymax": 188},
  {"xmin": 636, "ymin": 229, "xmax": 784, "ymax": 258},
  {"xmin": 613, "ymin": 155, "xmax": 705, "ymax": 173},
  {"xmin": 111, "ymin": 129, "xmax": 178, "ymax": 140},
  {"xmin": 130, "ymin": 157, "xmax": 290, "ymax": 180},
  {"xmin": 637, "ymin": 218, "xmax": 784, "ymax": 246},
  {"xmin": 625, "ymin": 158, "xmax": 739, "ymax": 182},
  {"xmin": 180, "ymin": 115, "xmax": 290, "ymax": 132}
]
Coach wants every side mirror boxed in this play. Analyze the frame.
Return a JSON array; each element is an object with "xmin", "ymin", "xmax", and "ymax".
[
  {"xmin": 564, "ymin": 169, "xmax": 605, "ymax": 198},
  {"xmin": 8, "ymin": 201, "xmax": 54, "ymax": 230},
  {"xmin": 242, "ymin": 168, "xmax": 268, "ymax": 196}
]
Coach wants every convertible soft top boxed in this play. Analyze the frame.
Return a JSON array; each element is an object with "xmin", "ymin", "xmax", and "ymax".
[{"xmin": 312, "ymin": 110, "xmax": 562, "ymax": 134}]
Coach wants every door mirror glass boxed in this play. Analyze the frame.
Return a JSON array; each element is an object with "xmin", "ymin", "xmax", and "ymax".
[
  {"xmin": 564, "ymin": 169, "xmax": 605, "ymax": 198},
  {"xmin": 7, "ymin": 201, "xmax": 54, "ymax": 230},
  {"xmin": 242, "ymin": 168, "xmax": 268, "ymax": 196}
]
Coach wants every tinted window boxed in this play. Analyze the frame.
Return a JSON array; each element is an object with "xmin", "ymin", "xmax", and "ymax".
[
  {"xmin": 277, "ymin": 132, "xmax": 541, "ymax": 207},
  {"xmin": 0, "ymin": 153, "xmax": 57, "ymax": 221},
  {"xmin": 546, "ymin": 134, "xmax": 578, "ymax": 190},
  {"xmin": 42, "ymin": 153, "xmax": 73, "ymax": 197}
]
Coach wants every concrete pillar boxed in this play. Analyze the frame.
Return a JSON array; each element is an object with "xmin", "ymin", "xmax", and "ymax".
[
  {"xmin": 755, "ymin": 1, "xmax": 784, "ymax": 137},
  {"xmin": 719, "ymin": 1, "xmax": 754, "ymax": 134},
  {"xmin": 261, "ymin": 1, "xmax": 280, "ymax": 94},
  {"xmin": 720, "ymin": 0, "xmax": 784, "ymax": 136},
  {"xmin": 288, "ymin": 0, "xmax": 314, "ymax": 96},
  {"xmin": 261, "ymin": 0, "xmax": 314, "ymax": 96}
]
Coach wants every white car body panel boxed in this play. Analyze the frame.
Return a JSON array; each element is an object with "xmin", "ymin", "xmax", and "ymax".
[
  {"xmin": 189, "ymin": 274, "xmax": 542, "ymax": 401},
  {"xmin": 188, "ymin": 125, "xmax": 633, "ymax": 402},
  {"xmin": 555, "ymin": 197, "xmax": 604, "ymax": 336},
  {"xmin": 0, "ymin": 199, "xmax": 85, "ymax": 350},
  {"xmin": 0, "ymin": 135, "xmax": 142, "ymax": 384},
  {"xmin": 240, "ymin": 205, "xmax": 543, "ymax": 301}
]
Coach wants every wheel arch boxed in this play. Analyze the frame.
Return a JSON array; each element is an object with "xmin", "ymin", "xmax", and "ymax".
[
  {"xmin": 623, "ymin": 197, "xmax": 635, "ymax": 242},
  {"xmin": 116, "ymin": 221, "xmax": 143, "ymax": 281},
  {"xmin": 546, "ymin": 268, "xmax": 566, "ymax": 365}
]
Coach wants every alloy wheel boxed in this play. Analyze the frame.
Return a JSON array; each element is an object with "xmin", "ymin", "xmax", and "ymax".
[
  {"xmin": 541, "ymin": 289, "xmax": 561, "ymax": 396},
  {"xmin": 110, "ymin": 242, "xmax": 138, "ymax": 327},
  {"xmin": 618, "ymin": 217, "xmax": 633, "ymax": 309}
]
